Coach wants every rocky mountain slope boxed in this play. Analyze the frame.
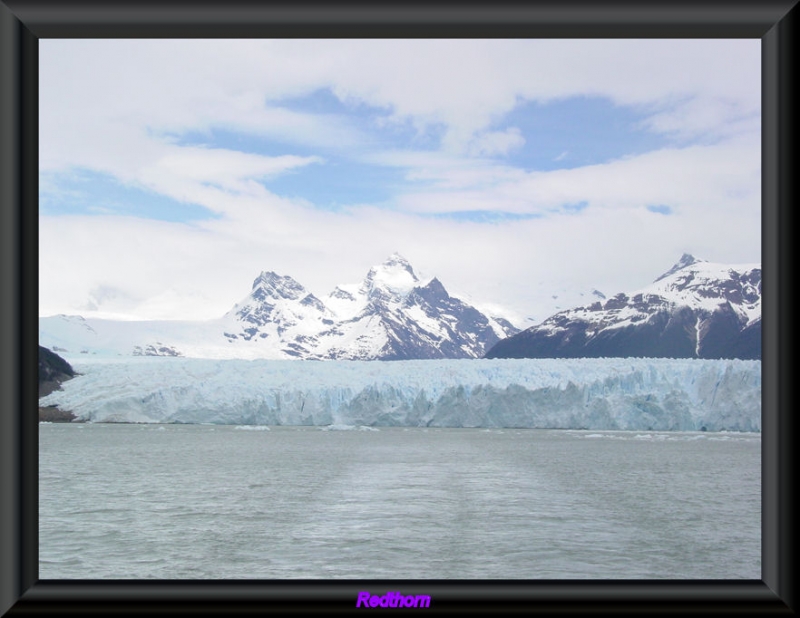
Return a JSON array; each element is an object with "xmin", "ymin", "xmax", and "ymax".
[
  {"xmin": 485, "ymin": 254, "xmax": 761, "ymax": 360},
  {"xmin": 39, "ymin": 345, "xmax": 76, "ymax": 396},
  {"xmin": 39, "ymin": 346, "xmax": 78, "ymax": 421}
]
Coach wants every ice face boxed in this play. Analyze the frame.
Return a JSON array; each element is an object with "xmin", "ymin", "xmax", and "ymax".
[{"xmin": 39, "ymin": 357, "xmax": 761, "ymax": 432}]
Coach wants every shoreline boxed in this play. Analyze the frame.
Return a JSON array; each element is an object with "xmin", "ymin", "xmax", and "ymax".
[
  {"xmin": 37, "ymin": 420, "xmax": 761, "ymax": 434},
  {"xmin": 38, "ymin": 406, "xmax": 78, "ymax": 423}
]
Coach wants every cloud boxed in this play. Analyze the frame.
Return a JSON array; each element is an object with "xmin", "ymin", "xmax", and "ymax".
[
  {"xmin": 41, "ymin": 39, "xmax": 760, "ymax": 168},
  {"xmin": 638, "ymin": 95, "xmax": 761, "ymax": 142},
  {"xmin": 136, "ymin": 147, "xmax": 323, "ymax": 211},
  {"xmin": 388, "ymin": 134, "xmax": 759, "ymax": 218},
  {"xmin": 39, "ymin": 156, "xmax": 760, "ymax": 323},
  {"xmin": 467, "ymin": 128, "xmax": 526, "ymax": 157}
]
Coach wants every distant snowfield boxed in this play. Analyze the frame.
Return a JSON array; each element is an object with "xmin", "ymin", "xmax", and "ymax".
[{"xmin": 39, "ymin": 357, "xmax": 761, "ymax": 431}]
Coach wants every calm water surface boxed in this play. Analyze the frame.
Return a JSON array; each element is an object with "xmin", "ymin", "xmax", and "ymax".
[{"xmin": 39, "ymin": 424, "xmax": 760, "ymax": 579}]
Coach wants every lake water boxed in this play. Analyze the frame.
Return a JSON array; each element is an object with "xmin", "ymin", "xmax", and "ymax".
[{"xmin": 39, "ymin": 424, "xmax": 760, "ymax": 579}]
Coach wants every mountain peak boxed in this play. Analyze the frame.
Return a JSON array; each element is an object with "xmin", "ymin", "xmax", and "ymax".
[
  {"xmin": 252, "ymin": 271, "xmax": 279, "ymax": 288},
  {"xmin": 363, "ymin": 254, "xmax": 419, "ymax": 297},
  {"xmin": 251, "ymin": 271, "xmax": 306, "ymax": 301},
  {"xmin": 382, "ymin": 252, "xmax": 415, "ymax": 272},
  {"xmin": 654, "ymin": 253, "xmax": 704, "ymax": 282}
]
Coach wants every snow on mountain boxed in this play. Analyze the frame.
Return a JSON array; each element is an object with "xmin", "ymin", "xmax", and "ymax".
[
  {"xmin": 39, "ymin": 254, "xmax": 519, "ymax": 361},
  {"xmin": 39, "ymin": 356, "xmax": 761, "ymax": 432},
  {"xmin": 486, "ymin": 254, "xmax": 761, "ymax": 360},
  {"xmin": 219, "ymin": 271, "xmax": 336, "ymax": 358},
  {"xmin": 520, "ymin": 285, "xmax": 609, "ymax": 327},
  {"xmin": 313, "ymin": 255, "xmax": 519, "ymax": 360}
]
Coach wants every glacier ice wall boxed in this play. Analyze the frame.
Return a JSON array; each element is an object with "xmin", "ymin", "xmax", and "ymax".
[{"xmin": 39, "ymin": 357, "xmax": 761, "ymax": 431}]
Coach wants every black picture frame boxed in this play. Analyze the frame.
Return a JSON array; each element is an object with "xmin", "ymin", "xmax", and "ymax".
[{"xmin": 1, "ymin": 1, "xmax": 795, "ymax": 614}]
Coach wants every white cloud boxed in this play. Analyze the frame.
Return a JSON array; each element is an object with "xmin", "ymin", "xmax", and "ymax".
[
  {"xmin": 41, "ymin": 39, "xmax": 760, "ymax": 168},
  {"xmin": 387, "ymin": 133, "xmax": 759, "ymax": 218},
  {"xmin": 467, "ymin": 128, "xmax": 526, "ymax": 157},
  {"xmin": 136, "ymin": 147, "xmax": 323, "ymax": 211},
  {"xmin": 39, "ymin": 155, "xmax": 760, "ymax": 322},
  {"xmin": 639, "ymin": 96, "xmax": 761, "ymax": 142}
]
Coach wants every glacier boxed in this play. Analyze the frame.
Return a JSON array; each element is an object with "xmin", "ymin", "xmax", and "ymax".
[{"xmin": 39, "ymin": 357, "xmax": 761, "ymax": 432}]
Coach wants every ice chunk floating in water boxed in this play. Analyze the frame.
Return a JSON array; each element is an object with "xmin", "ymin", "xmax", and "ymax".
[{"xmin": 40, "ymin": 358, "xmax": 761, "ymax": 431}]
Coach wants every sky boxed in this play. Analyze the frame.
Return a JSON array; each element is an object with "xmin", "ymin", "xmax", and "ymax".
[{"xmin": 39, "ymin": 39, "xmax": 761, "ymax": 325}]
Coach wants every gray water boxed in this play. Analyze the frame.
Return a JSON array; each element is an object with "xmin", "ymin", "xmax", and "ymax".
[{"xmin": 39, "ymin": 424, "xmax": 760, "ymax": 579}]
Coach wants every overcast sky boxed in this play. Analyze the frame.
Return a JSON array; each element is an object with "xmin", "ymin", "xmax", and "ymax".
[{"xmin": 39, "ymin": 39, "xmax": 761, "ymax": 325}]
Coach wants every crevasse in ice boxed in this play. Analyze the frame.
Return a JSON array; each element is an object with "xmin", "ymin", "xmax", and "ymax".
[{"xmin": 39, "ymin": 357, "xmax": 761, "ymax": 431}]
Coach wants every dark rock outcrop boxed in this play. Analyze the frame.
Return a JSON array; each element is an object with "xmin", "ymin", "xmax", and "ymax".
[{"xmin": 38, "ymin": 346, "xmax": 77, "ymax": 421}]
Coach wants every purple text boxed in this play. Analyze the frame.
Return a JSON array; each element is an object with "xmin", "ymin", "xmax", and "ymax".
[{"xmin": 356, "ymin": 591, "xmax": 431, "ymax": 608}]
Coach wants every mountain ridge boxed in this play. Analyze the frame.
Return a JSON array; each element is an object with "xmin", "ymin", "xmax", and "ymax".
[{"xmin": 485, "ymin": 254, "xmax": 761, "ymax": 360}]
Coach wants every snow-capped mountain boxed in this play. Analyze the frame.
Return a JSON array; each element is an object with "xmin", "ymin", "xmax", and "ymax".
[
  {"xmin": 485, "ymin": 254, "xmax": 761, "ymax": 360},
  {"xmin": 40, "ymin": 254, "xmax": 519, "ymax": 361},
  {"xmin": 218, "ymin": 253, "xmax": 518, "ymax": 360},
  {"xmin": 314, "ymin": 254, "xmax": 518, "ymax": 360},
  {"xmin": 221, "ymin": 271, "xmax": 336, "ymax": 358}
]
